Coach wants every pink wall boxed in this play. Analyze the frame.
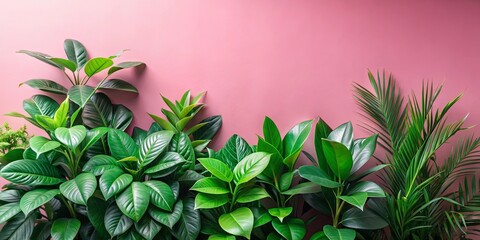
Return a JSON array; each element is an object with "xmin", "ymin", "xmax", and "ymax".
[{"xmin": 1, "ymin": 0, "xmax": 480, "ymax": 150}]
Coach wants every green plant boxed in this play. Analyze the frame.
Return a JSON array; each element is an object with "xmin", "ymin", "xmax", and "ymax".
[
  {"xmin": 298, "ymin": 119, "xmax": 388, "ymax": 240},
  {"xmin": 0, "ymin": 122, "xmax": 30, "ymax": 166},
  {"xmin": 353, "ymin": 70, "xmax": 480, "ymax": 239}
]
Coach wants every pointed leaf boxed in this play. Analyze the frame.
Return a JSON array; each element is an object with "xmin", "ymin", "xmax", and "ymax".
[
  {"xmin": 20, "ymin": 189, "xmax": 60, "ymax": 215},
  {"xmin": 144, "ymin": 180, "xmax": 175, "ymax": 212},
  {"xmin": 134, "ymin": 215, "xmax": 161, "ymax": 240},
  {"xmin": 339, "ymin": 192, "xmax": 368, "ymax": 210},
  {"xmin": 51, "ymin": 218, "xmax": 81, "ymax": 240},
  {"xmin": 85, "ymin": 57, "xmax": 114, "ymax": 77},
  {"xmin": 140, "ymin": 131, "xmax": 174, "ymax": 166},
  {"xmin": 263, "ymin": 116, "xmax": 282, "ymax": 151},
  {"xmin": 59, "ymin": 173, "xmax": 97, "ymax": 205},
  {"xmin": 116, "ymin": 182, "xmax": 150, "ymax": 222},
  {"xmin": 341, "ymin": 208, "xmax": 388, "ymax": 230},
  {"xmin": 268, "ymin": 207, "xmax": 293, "ymax": 222},
  {"xmin": 233, "ymin": 152, "xmax": 271, "ymax": 185},
  {"xmin": 0, "ymin": 203, "xmax": 21, "ymax": 224},
  {"xmin": 347, "ymin": 181, "xmax": 385, "ymax": 198},
  {"xmin": 100, "ymin": 168, "xmax": 133, "ymax": 200},
  {"xmin": 198, "ymin": 158, "xmax": 233, "ymax": 182},
  {"xmin": 327, "ymin": 122, "xmax": 353, "ymax": 149},
  {"xmin": 172, "ymin": 199, "xmax": 200, "ymax": 240},
  {"xmin": 298, "ymin": 165, "xmax": 342, "ymax": 188},
  {"xmin": 272, "ymin": 218, "xmax": 306, "ymax": 240},
  {"xmin": 29, "ymin": 136, "xmax": 61, "ymax": 156},
  {"xmin": 54, "ymin": 125, "xmax": 87, "ymax": 150},
  {"xmin": 283, "ymin": 120, "xmax": 312, "ymax": 168},
  {"xmin": 83, "ymin": 155, "xmax": 122, "ymax": 176},
  {"xmin": 0, "ymin": 212, "xmax": 35, "ymax": 240},
  {"xmin": 322, "ymin": 139, "xmax": 353, "ymax": 180},
  {"xmin": 0, "ymin": 160, "xmax": 63, "ymax": 185},
  {"xmin": 149, "ymin": 200, "xmax": 183, "ymax": 229},
  {"xmin": 64, "ymin": 39, "xmax": 88, "ymax": 70},
  {"xmin": 104, "ymin": 204, "xmax": 133, "ymax": 237},
  {"xmin": 217, "ymin": 134, "xmax": 252, "ymax": 170},
  {"xmin": 191, "ymin": 177, "xmax": 229, "ymax": 194},
  {"xmin": 192, "ymin": 115, "xmax": 222, "ymax": 140},
  {"xmin": 108, "ymin": 62, "xmax": 145, "ymax": 75},
  {"xmin": 23, "ymin": 95, "xmax": 59, "ymax": 118},
  {"xmin": 20, "ymin": 79, "xmax": 68, "ymax": 95},
  {"xmin": 17, "ymin": 50, "xmax": 63, "ymax": 69},
  {"xmin": 236, "ymin": 187, "xmax": 270, "ymax": 203},
  {"xmin": 323, "ymin": 225, "xmax": 356, "ymax": 240},
  {"xmin": 82, "ymin": 93, "xmax": 113, "ymax": 128},
  {"xmin": 219, "ymin": 207, "xmax": 254, "ymax": 239},
  {"xmin": 108, "ymin": 129, "xmax": 138, "ymax": 160},
  {"xmin": 194, "ymin": 193, "xmax": 229, "ymax": 209},
  {"xmin": 68, "ymin": 85, "xmax": 95, "ymax": 107}
]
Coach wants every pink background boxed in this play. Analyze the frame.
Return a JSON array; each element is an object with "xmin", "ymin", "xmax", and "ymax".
[{"xmin": 1, "ymin": 1, "xmax": 479, "ymax": 158}]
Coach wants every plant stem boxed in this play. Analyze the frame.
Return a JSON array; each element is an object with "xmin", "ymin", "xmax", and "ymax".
[{"xmin": 60, "ymin": 196, "xmax": 76, "ymax": 218}]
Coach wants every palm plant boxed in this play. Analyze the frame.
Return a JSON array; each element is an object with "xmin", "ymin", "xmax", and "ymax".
[{"xmin": 353, "ymin": 70, "xmax": 480, "ymax": 239}]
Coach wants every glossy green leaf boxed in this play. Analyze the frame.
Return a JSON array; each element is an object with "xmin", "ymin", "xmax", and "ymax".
[
  {"xmin": 194, "ymin": 193, "xmax": 229, "ymax": 209},
  {"xmin": 20, "ymin": 189, "xmax": 60, "ymax": 215},
  {"xmin": 236, "ymin": 187, "xmax": 270, "ymax": 203},
  {"xmin": 349, "ymin": 164, "xmax": 388, "ymax": 181},
  {"xmin": 23, "ymin": 95, "xmax": 59, "ymax": 118},
  {"xmin": 85, "ymin": 57, "xmax": 114, "ymax": 77},
  {"xmin": 283, "ymin": 120, "xmax": 312, "ymax": 168},
  {"xmin": 20, "ymin": 79, "xmax": 68, "ymax": 95},
  {"xmin": 314, "ymin": 118, "xmax": 333, "ymax": 172},
  {"xmin": 140, "ymin": 131, "xmax": 174, "ymax": 166},
  {"xmin": 86, "ymin": 197, "xmax": 109, "ymax": 239},
  {"xmin": 134, "ymin": 215, "xmax": 161, "ymax": 240},
  {"xmin": 149, "ymin": 114, "xmax": 176, "ymax": 131},
  {"xmin": 51, "ymin": 218, "xmax": 81, "ymax": 240},
  {"xmin": 111, "ymin": 105, "xmax": 133, "ymax": 131},
  {"xmin": 279, "ymin": 171, "xmax": 295, "ymax": 191},
  {"xmin": 82, "ymin": 93, "xmax": 113, "ymax": 128},
  {"xmin": 0, "ymin": 212, "xmax": 35, "ymax": 240},
  {"xmin": 59, "ymin": 173, "xmax": 97, "ymax": 205},
  {"xmin": 17, "ymin": 49, "xmax": 63, "ymax": 69},
  {"xmin": 323, "ymin": 225, "xmax": 356, "ymax": 240},
  {"xmin": 104, "ymin": 204, "xmax": 133, "ymax": 237},
  {"xmin": 322, "ymin": 139, "xmax": 353, "ymax": 180},
  {"xmin": 263, "ymin": 116, "xmax": 282, "ymax": 151},
  {"xmin": 341, "ymin": 208, "xmax": 388, "ymax": 230},
  {"xmin": 347, "ymin": 181, "xmax": 385, "ymax": 198},
  {"xmin": 81, "ymin": 127, "xmax": 109, "ymax": 151},
  {"xmin": 0, "ymin": 203, "xmax": 21, "ymax": 224},
  {"xmin": 192, "ymin": 115, "xmax": 222, "ymax": 140},
  {"xmin": 144, "ymin": 152, "xmax": 185, "ymax": 176},
  {"xmin": 83, "ymin": 155, "xmax": 121, "ymax": 176},
  {"xmin": 108, "ymin": 129, "xmax": 138, "ymax": 160},
  {"xmin": 217, "ymin": 134, "xmax": 253, "ymax": 170},
  {"xmin": 100, "ymin": 168, "xmax": 133, "ymax": 200},
  {"xmin": 339, "ymin": 192, "xmax": 368, "ymax": 210},
  {"xmin": 257, "ymin": 137, "xmax": 284, "ymax": 180},
  {"xmin": 219, "ymin": 207, "xmax": 254, "ymax": 239},
  {"xmin": 64, "ymin": 39, "xmax": 88, "ymax": 70},
  {"xmin": 144, "ymin": 180, "xmax": 175, "ymax": 212},
  {"xmin": 351, "ymin": 135, "xmax": 378, "ymax": 173},
  {"xmin": 31, "ymin": 221, "xmax": 52, "ymax": 240},
  {"xmin": 108, "ymin": 61, "xmax": 145, "ymax": 75},
  {"xmin": 68, "ymin": 85, "xmax": 95, "ymax": 107},
  {"xmin": 55, "ymin": 125, "xmax": 87, "ymax": 150},
  {"xmin": 298, "ymin": 166, "xmax": 342, "ymax": 188},
  {"xmin": 268, "ymin": 207, "xmax": 293, "ymax": 222},
  {"xmin": 170, "ymin": 132, "xmax": 196, "ymax": 175},
  {"xmin": 172, "ymin": 199, "xmax": 200, "ymax": 240},
  {"xmin": 29, "ymin": 136, "xmax": 61, "ymax": 157},
  {"xmin": 198, "ymin": 158, "xmax": 233, "ymax": 182},
  {"xmin": 272, "ymin": 218, "xmax": 306, "ymax": 240},
  {"xmin": 116, "ymin": 182, "xmax": 150, "ymax": 222},
  {"xmin": 190, "ymin": 177, "xmax": 229, "ymax": 194},
  {"xmin": 50, "ymin": 58, "xmax": 76, "ymax": 72},
  {"xmin": 252, "ymin": 207, "xmax": 273, "ymax": 228},
  {"xmin": 0, "ymin": 160, "xmax": 63, "ymax": 185},
  {"xmin": 281, "ymin": 182, "xmax": 322, "ymax": 195},
  {"xmin": 99, "ymin": 79, "xmax": 138, "ymax": 93},
  {"xmin": 327, "ymin": 122, "xmax": 353, "ymax": 150},
  {"xmin": 149, "ymin": 200, "xmax": 183, "ymax": 229},
  {"xmin": 208, "ymin": 235, "xmax": 236, "ymax": 240},
  {"xmin": 233, "ymin": 152, "xmax": 271, "ymax": 185},
  {"xmin": 53, "ymin": 99, "xmax": 69, "ymax": 128}
]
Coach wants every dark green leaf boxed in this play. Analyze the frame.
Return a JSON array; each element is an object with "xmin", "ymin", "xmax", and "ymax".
[
  {"xmin": 281, "ymin": 182, "xmax": 322, "ymax": 195},
  {"xmin": 351, "ymin": 135, "xmax": 378, "ymax": 173},
  {"xmin": 68, "ymin": 85, "xmax": 95, "ymax": 107},
  {"xmin": 272, "ymin": 218, "xmax": 306, "ymax": 240},
  {"xmin": 104, "ymin": 204, "xmax": 133, "ymax": 237},
  {"xmin": 341, "ymin": 208, "xmax": 388, "ymax": 230},
  {"xmin": 322, "ymin": 139, "xmax": 353, "ymax": 180},
  {"xmin": 87, "ymin": 197, "xmax": 109, "ymax": 239},
  {"xmin": 83, "ymin": 155, "xmax": 122, "ymax": 176},
  {"xmin": 20, "ymin": 189, "xmax": 60, "ymax": 215},
  {"xmin": 327, "ymin": 122, "xmax": 353, "ymax": 150},
  {"xmin": 192, "ymin": 115, "xmax": 222, "ymax": 140},
  {"xmin": 108, "ymin": 129, "xmax": 138, "ymax": 160},
  {"xmin": 140, "ymin": 131, "xmax": 174, "ymax": 166},
  {"xmin": 23, "ymin": 95, "xmax": 59, "ymax": 118},
  {"xmin": 263, "ymin": 116, "xmax": 282, "ymax": 151},
  {"xmin": 314, "ymin": 118, "xmax": 332, "ymax": 172},
  {"xmin": 144, "ymin": 180, "xmax": 175, "ymax": 212},
  {"xmin": 339, "ymin": 192, "xmax": 368, "ymax": 210},
  {"xmin": 17, "ymin": 50, "xmax": 63, "ymax": 70},
  {"xmin": 0, "ymin": 212, "xmax": 35, "ymax": 240},
  {"xmin": 54, "ymin": 125, "xmax": 87, "ymax": 150},
  {"xmin": 347, "ymin": 181, "xmax": 385, "ymax": 198},
  {"xmin": 99, "ymin": 79, "xmax": 138, "ymax": 93},
  {"xmin": 108, "ymin": 62, "xmax": 145, "ymax": 75},
  {"xmin": 29, "ymin": 136, "xmax": 61, "ymax": 157},
  {"xmin": 82, "ymin": 93, "xmax": 113, "ymax": 128},
  {"xmin": 172, "ymin": 199, "xmax": 200, "ymax": 240},
  {"xmin": 51, "ymin": 218, "xmax": 81, "ymax": 240},
  {"xmin": 298, "ymin": 166, "xmax": 342, "ymax": 188},
  {"xmin": 0, "ymin": 203, "xmax": 21, "ymax": 224},
  {"xmin": 323, "ymin": 225, "xmax": 355, "ymax": 240},
  {"xmin": 134, "ymin": 215, "xmax": 161, "ymax": 240},
  {"xmin": 149, "ymin": 200, "xmax": 183, "ymax": 229},
  {"xmin": 217, "ymin": 134, "xmax": 252, "ymax": 170},
  {"xmin": 20, "ymin": 79, "xmax": 68, "ymax": 95},
  {"xmin": 0, "ymin": 160, "xmax": 63, "ymax": 185},
  {"xmin": 268, "ymin": 207, "xmax": 293, "ymax": 222},
  {"xmin": 100, "ymin": 168, "xmax": 133, "ymax": 200},
  {"xmin": 283, "ymin": 120, "xmax": 312, "ymax": 168},
  {"xmin": 116, "ymin": 182, "xmax": 150, "ymax": 222},
  {"xmin": 64, "ymin": 39, "xmax": 88, "ymax": 70},
  {"xmin": 111, "ymin": 105, "xmax": 133, "ymax": 131},
  {"xmin": 198, "ymin": 158, "xmax": 233, "ymax": 182}
]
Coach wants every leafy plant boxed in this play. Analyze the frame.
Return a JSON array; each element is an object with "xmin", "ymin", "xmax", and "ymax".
[
  {"xmin": 353, "ymin": 70, "xmax": 480, "ymax": 239},
  {"xmin": 0, "ymin": 122, "xmax": 30, "ymax": 166},
  {"xmin": 299, "ymin": 119, "xmax": 388, "ymax": 240}
]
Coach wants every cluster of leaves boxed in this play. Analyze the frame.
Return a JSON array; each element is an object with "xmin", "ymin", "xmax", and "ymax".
[
  {"xmin": 353, "ymin": 70, "xmax": 480, "ymax": 239},
  {"xmin": 0, "ymin": 122, "xmax": 30, "ymax": 162}
]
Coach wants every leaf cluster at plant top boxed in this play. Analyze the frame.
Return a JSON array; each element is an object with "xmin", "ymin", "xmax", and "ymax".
[{"xmin": 1, "ymin": 39, "xmax": 479, "ymax": 240}]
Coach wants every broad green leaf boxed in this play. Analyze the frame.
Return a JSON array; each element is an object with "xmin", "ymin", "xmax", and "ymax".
[
  {"xmin": 81, "ymin": 127, "xmax": 109, "ymax": 151},
  {"xmin": 236, "ymin": 187, "xmax": 270, "ymax": 203},
  {"xmin": 217, "ymin": 134, "xmax": 253, "ymax": 170},
  {"xmin": 108, "ymin": 129, "xmax": 138, "ymax": 160},
  {"xmin": 263, "ymin": 116, "xmax": 282, "ymax": 151},
  {"xmin": 314, "ymin": 118, "xmax": 333, "ymax": 172},
  {"xmin": 192, "ymin": 115, "xmax": 222, "ymax": 140},
  {"xmin": 172, "ymin": 199, "xmax": 200, "ymax": 240},
  {"xmin": 134, "ymin": 215, "xmax": 161, "ymax": 240},
  {"xmin": 100, "ymin": 168, "xmax": 133, "ymax": 200},
  {"xmin": 219, "ymin": 207, "xmax": 254, "ymax": 239},
  {"xmin": 298, "ymin": 166, "xmax": 343, "ymax": 188},
  {"xmin": 29, "ymin": 136, "xmax": 61, "ymax": 157},
  {"xmin": 144, "ymin": 180, "xmax": 175, "ymax": 212},
  {"xmin": 20, "ymin": 79, "xmax": 68, "ymax": 95},
  {"xmin": 51, "ymin": 218, "xmax": 81, "ymax": 240},
  {"xmin": 0, "ymin": 203, "xmax": 21, "ymax": 224},
  {"xmin": 86, "ymin": 197, "xmax": 109, "ymax": 239},
  {"xmin": 0, "ymin": 212, "xmax": 35, "ymax": 240},
  {"xmin": 149, "ymin": 200, "xmax": 183, "ymax": 229},
  {"xmin": 279, "ymin": 171, "xmax": 295, "ymax": 192},
  {"xmin": 351, "ymin": 135, "xmax": 378, "ymax": 173},
  {"xmin": 190, "ymin": 177, "xmax": 229, "ymax": 194},
  {"xmin": 0, "ymin": 190, "xmax": 22, "ymax": 203},
  {"xmin": 252, "ymin": 207, "xmax": 273, "ymax": 228},
  {"xmin": 144, "ymin": 152, "xmax": 185, "ymax": 177},
  {"xmin": 169, "ymin": 132, "xmax": 195, "ymax": 176},
  {"xmin": 59, "ymin": 173, "xmax": 97, "ymax": 205},
  {"xmin": 35, "ymin": 115, "xmax": 58, "ymax": 132},
  {"xmin": 17, "ymin": 50, "xmax": 63, "ymax": 69},
  {"xmin": 116, "ymin": 182, "xmax": 150, "ymax": 222},
  {"xmin": 281, "ymin": 182, "xmax": 322, "ymax": 195},
  {"xmin": 194, "ymin": 193, "xmax": 229, "ymax": 209},
  {"xmin": 339, "ymin": 192, "xmax": 368, "ymax": 210},
  {"xmin": 55, "ymin": 125, "xmax": 87, "ymax": 150},
  {"xmin": 347, "ymin": 181, "xmax": 385, "ymax": 198},
  {"xmin": 82, "ymin": 93, "xmax": 113, "ymax": 128},
  {"xmin": 54, "ymin": 99, "xmax": 69, "ymax": 128},
  {"xmin": 0, "ymin": 160, "xmax": 63, "ymax": 185},
  {"xmin": 233, "ymin": 152, "xmax": 271, "ymax": 185},
  {"xmin": 64, "ymin": 39, "xmax": 88, "ymax": 70},
  {"xmin": 99, "ymin": 79, "xmax": 138, "ymax": 93},
  {"xmin": 83, "ymin": 155, "xmax": 122, "ymax": 176},
  {"xmin": 68, "ymin": 85, "xmax": 95, "ymax": 107},
  {"xmin": 198, "ymin": 158, "xmax": 233, "ymax": 182},
  {"xmin": 20, "ymin": 189, "xmax": 60, "ymax": 215},
  {"xmin": 104, "ymin": 204, "xmax": 133, "ymax": 237},
  {"xmin": 50, "ymin": 58, "xmax": 77, "ymax": 72},
  {"xmin": 272, "ymin": 218, "xmax": 306, "ymax": 240},
  {"xmin": 23, "ymin": 95, "xmax": 59, "ymax": 118},
  {"xmin": 257, "ymin": 137, "xmax": 283, "ymax": 180},
  {"xmin": 111, "ymin": 105, "xmax": 133, "ymax": 131},
  {"xmin": 327, "ymin": 122, "xmax": 353, "ymax": 149},
  {"xmin": 341, "ymin": 208, "xmax": 388, "ymax": 230},
  {"xmin": 140, "ymin": 131, "xmax": 174, "ymax": 166},
  {"xmin": 108, "ymin": 61, "xmax": 146, "ymax": 75},
  {"xmin": 268, "ymin": 207, "xmax": 293, "ymax": 222},
  {"xmin": 322, "ymin": 139, "xmax": 353, "ymax": 180},
  {"xmin": 85, "ymin": 57, "xmax": 114, "ymax": 77},
  {"xmin": 323, "ymin": 225, "xmax": 356, "ymax": 240},
  {"xmin": 283, "ymin": 120, "xmax": 312, "ymax": 168}
]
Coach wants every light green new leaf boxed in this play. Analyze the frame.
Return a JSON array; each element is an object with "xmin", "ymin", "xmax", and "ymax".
[
  {"xmin": 194, "ymin": 193, "xmax": 229, "ymax": 209},
  {"xmin": 322, "ymin": 139, "xmax": 353, "ymax": 181},
  {"xmin": 236, "ymin": 187, "xmax": 270, "ymax": 203},
  {"xmin": 219, "ymin": 207, "xmax": 254, "ymax": 239},
  {"xmin": 198, "ymin": 158, "xmax": 233, "ymax": 182},
  {"xmin": 85, "ymin": 57, "xmax": 114, "ymax": 77},
  {"xmin": 339, "ymin": 192, "xmax": 368, "ymax": 210},
  {"xmin": 263, "ymin": 116, "xmax": 282, "ymax": 151},
  {"xmin": 323, "ymin": 225, "xmax": 356, "ymax": 240},
  {"xmin": 59, "ymin": 173, "xmax": 97, "ymax": 205},
  {"xmin": 268, "ymin": 207, "xmax": 293, "ymax": 222},
  {"xmin": 20, "ymin": 189, "xmax": 60, "ymax": 215},
  {"xmin": 190, "ymin": 177, "xmax": 229, "ymax": 195},
  {"xmin": 50, "ymin": 58, "xmax": 77, "ymax": 72},
  {"xmin": 116, "ymin": 182, "xmax": 150, "ymax": 222},
  {"xmin": 283, "ymin": 120, "xmax": 312, "ymax": 168},
  {"xmin": 51, "ymin": 218, "xmax": 81, "ymax": 240},
  {"xmin": 233, "ymin": 152, "xmax": 271, "ymax": 185}
]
